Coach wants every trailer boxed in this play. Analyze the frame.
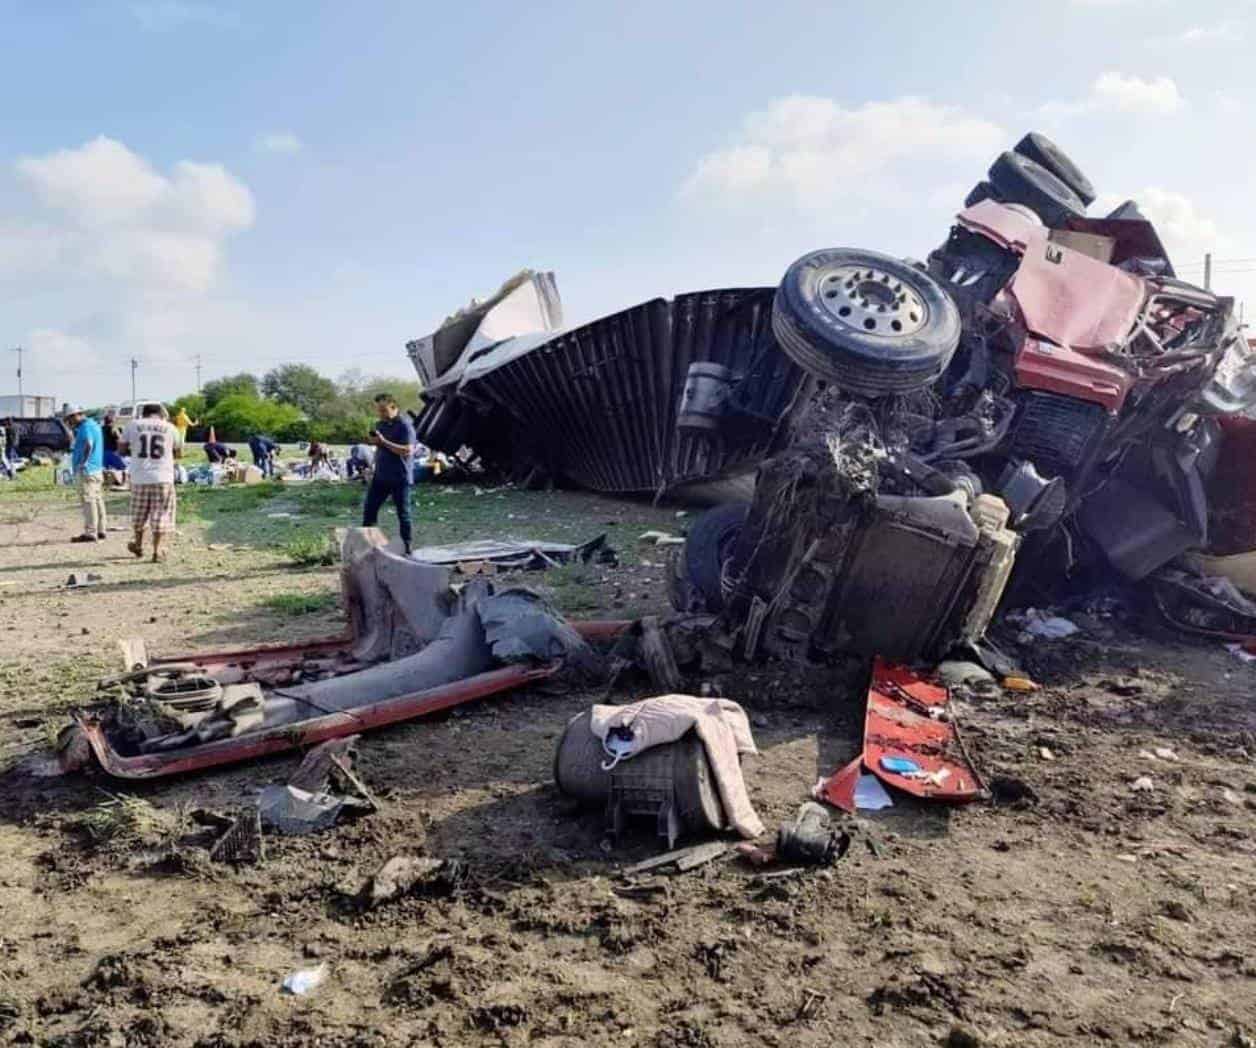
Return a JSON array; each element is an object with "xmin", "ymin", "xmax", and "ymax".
[{"xmin": 0, "ymin": 394, "xmax": 58, "ymax": 419}]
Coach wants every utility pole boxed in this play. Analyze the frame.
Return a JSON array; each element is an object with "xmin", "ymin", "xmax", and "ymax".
[
  {"xmin": 10, "ymin": 346, "xmax": 21, "ymax": 401},
  {"xmin": 195, "ymin": 354, "xmax": 202, "ymax": 394},
  {"xmin": 1204, "ymin": 252, "xmax": 1212, "ymax": 290},
  {"xmin": 130, "ymin": 358, "xmax": 138, "ymax": 404}
]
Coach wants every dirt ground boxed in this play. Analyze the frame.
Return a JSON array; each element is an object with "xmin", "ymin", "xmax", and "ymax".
[{"xmin": 2, "ymin": 470, "xmax": 1256, "ymax": 1047}]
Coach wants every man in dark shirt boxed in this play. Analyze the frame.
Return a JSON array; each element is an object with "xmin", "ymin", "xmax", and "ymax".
[
  {"xmin": 362, "ymin": 392, "xmax": 416, "ymax": 554},
  {"xmin": 102, "ymin": 413, "xmax": 121, "ymax": 455},
  {"xmin": 247, "ymin": 434, "xmax": 278, "ymax": 477},
  {"xmin": 203, "ymin": 441, "xmax": 235, "ymax": 464}
]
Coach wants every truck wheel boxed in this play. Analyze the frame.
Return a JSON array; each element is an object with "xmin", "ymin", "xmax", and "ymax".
[
  {"xmin": 964, "ymin": 181, "xmax": 997, "ymax": 207},
  {"xmin": 1014, "ymin": 132, "xmax": 1095, "ymax": 206},
  {"xmin": 987, "ymin": 151, "xmax": 1085, "ymax": 227},
  {"xmin": 682, "ymin": 502, "xmax": 750, "ymax": 613},
  {"xmin": 773, "ymin": 248, "xmax": 961, "ymax": 396}
]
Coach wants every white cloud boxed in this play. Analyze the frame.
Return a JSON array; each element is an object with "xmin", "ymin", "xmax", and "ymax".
[
  {"xmin": 1040, "ymin": 72, "xmax": 1186, "ymax": 118},
  {"xmin": 2, "ymin": 136, "xmax": 258, "ymax": 401},
  {"xmin": 1096, "ymin": 187, "xmax": 1223, "ymax": 270},
  {"xmin": 17, "ymin": 137, "xmax": 166, "ymax": 226},
  {"xmin": 254, "ymin": 132, "xmax": 304, "ymax": 155},
  {"xmin": 1179, "ymin": 22, "xmax": 1242, "ymax": 43},
  {"xmin": 1146, "ymin": 20, "xmax": 1244, "ymax": 47},
  {"xmin": 682, "ymin": 94, "xmax": 1003, "ymax": 211},
  {"xmin": 12, "ymin": 136, "xmax": 254, "ymax": 293},
  {"xmin": 130, "ymin": 2, "xmax": 240, "ymax": 31}
]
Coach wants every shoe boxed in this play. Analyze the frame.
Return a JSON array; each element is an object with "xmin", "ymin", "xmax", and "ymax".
[
  {"xmin": 152, "ymin": 552, "xmax": 168, "ymax": 564},
  {"xmin": 70, "ymin": 534, "xmax": 98, "ymax": 544},
  {"xmin": 97, "ymin": 532, "xmax": 106, "ymax": 540},
  {"xmin": 127, "ymin": 540, "xmax": 143, "ymax": 558}
]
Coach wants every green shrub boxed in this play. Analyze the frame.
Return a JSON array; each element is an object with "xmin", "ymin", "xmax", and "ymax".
[
  {"xmin": 206, "ymin": 393, "xmax": 305, "ymax": 443},
  {"xmin": 283, "ymin": 532, "xmax": 336, "ymax": 567}
]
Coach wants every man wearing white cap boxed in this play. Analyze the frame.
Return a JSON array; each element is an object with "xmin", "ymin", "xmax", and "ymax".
[{"xmin": 64, "ymin": 406, "xmax": 106, "ymax": 543}]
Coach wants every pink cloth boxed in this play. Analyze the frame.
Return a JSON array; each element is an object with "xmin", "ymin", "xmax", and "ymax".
[{"xmin": 589, "ymin": 695, "xmax": 764, "ymax": 839}]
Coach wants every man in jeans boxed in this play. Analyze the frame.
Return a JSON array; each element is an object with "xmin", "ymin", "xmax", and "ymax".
[
  {"xmin": 247, "ymin": 434, "xmax": 278, "ymax": 478},
  {"xmin": 362, "ymin": 392, "xmax": 416, "ymax": 555},
  {"xmin": 65, "ymin": 407, "xmax": 107, "ymax": 543},
  {"xmin": 119, "ymin": 404, "xmax": 182, "ymax": 563}
]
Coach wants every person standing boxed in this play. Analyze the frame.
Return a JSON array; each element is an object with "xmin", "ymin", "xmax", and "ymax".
[
  {"xmin": 102, "ymin": 412, "xmax": 121, "ymax": 456},
  {"xmin": 362, "ymin": 393, "xmax": 416, "ymax": 554},
  {"xmin": 119, "ymin": 404, "xmax": 182, "ymax": 563},
  {"xmin": 2, "ymin": 418, "xmax": 17, "ymax": 467},
  {"xmin": 65, "ymin": 407, "xmax": 107, "ymax": 543},
  {"xmin": 173, "ymin": 406, "xmax": 197, "ymax": 446}
]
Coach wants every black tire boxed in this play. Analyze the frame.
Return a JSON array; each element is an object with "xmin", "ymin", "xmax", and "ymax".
[
  {"xmin": 964, "ymin": 181, "xmax": 996, "ymax": 208},
  {"xmin": 773, "ymin": 248, "xmax": 961, "ymax": 396},
  {"xmin": 1014, "ymin": 132, "xmax": 1095, "ymax": 207},
  {"xmin": 683, "ymin": 502, "xmax": 749, "ymax": 613},
  {"xmin": 987, "ymin": 151, "xmax": 1085, "ymax": 228},
  {"xmin": 552, "ymin": 711, "xmax": 726, "ymax": 834}
]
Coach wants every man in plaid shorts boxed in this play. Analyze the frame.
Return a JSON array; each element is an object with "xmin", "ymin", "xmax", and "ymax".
[{"xmin": 119, "ymin": 403, "xmax": 182, "ymax": 563}]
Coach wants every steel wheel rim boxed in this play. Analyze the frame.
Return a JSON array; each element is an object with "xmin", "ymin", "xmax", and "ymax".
[{"xmin": 817, "ymin": 264, "xmax": 928, "ymax": 338}]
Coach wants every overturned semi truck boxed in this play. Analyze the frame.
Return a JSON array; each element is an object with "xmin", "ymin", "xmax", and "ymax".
[{"xmin": 408, "ymin": 132, "xmax": 1256, "ymax": 664}]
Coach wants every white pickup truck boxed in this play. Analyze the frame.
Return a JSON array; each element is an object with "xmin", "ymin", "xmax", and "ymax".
[{"xmin": 113, "ymin": 400, "xmax": 166, "ymax": 423}]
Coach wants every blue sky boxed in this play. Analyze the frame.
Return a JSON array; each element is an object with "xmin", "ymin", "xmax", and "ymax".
[{"xmin": 1, "ymin": 0, "xmax": 1253, "ymax": 406}]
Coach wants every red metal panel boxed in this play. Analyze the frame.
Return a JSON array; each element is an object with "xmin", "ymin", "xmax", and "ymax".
[
  {"xmin": 863, "ymin": 661, "xmax": 983, "ymax": 803},
  {"xmin": 956, "ymin": 200, "xmax": 1047, "ymax": 254},
  {"xmin": 1014, "ymin": 337, "xmax": 1131, "ymax": 412},
  {"xmin": 75, "ymin": 619, "xmax": 633, "ymax": 781},
  {"xmin": 74, "ymin": 663, "xmax": 558, "ymax": 780},
  {"xmin": 814, "ymin": 659, "xmax": 984, "ymax": 808},
  {"xmin": 1010, "ymin": 239, "xmax": 1146, "ymax": 354}
]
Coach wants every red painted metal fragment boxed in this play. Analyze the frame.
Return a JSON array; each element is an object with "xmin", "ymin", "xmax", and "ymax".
[{"xmin": 864, "ymin": 660, "xmax": 984, "ymax": 803}]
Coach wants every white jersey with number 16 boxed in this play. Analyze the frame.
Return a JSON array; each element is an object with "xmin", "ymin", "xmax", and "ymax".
[{"xmin": 123, "ymin": 418, "xmax": 181, "ymax": 485}]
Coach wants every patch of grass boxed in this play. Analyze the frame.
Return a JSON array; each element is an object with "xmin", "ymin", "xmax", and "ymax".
[
  {"xmin": 544, "ymin": 563, "xmax": 602, "ymax": 613},
  {"xmin": 68, "ymin": 795, "xmax": 180, "ymax": 846},
  {"xmin": 283, "ymin": 531, "xmax": 337, "ymax": 567},
  {"xmin": 0, "ymin": 654, "xmax": 115, "ymax": 719},
  {"xmin": 261, "ymin": 591, "xmax": 338, "ymax": 616},
  {"xmin": 180, "ymin": 482, "xmax": 281, "ymax": 519},
  {"xmin": 6, "ymin": 464, "xmax": 59, "ymax": 495},
  {"xmin": 287, "ymin": 482, "xmax": 363, "ymax": 516},
  {"xmin": 0, "ymin": 466, "xmax": 75, "ymax": 523}
]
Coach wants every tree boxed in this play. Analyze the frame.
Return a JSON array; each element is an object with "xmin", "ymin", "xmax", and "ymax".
[
  {"xmin": 202, "ymin": 373, "xmax": 260, "ymax": 408},
  {"xmin": 262, "ymin": 364, "xmax": 337, "ymax": 416},
  {"xmin": 170, "ymin": 393, "xmax": 206, "ymax": 421},
  {"xmin": 205, "ymin": 393, "xmax": 304, "ymax": 442}
]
